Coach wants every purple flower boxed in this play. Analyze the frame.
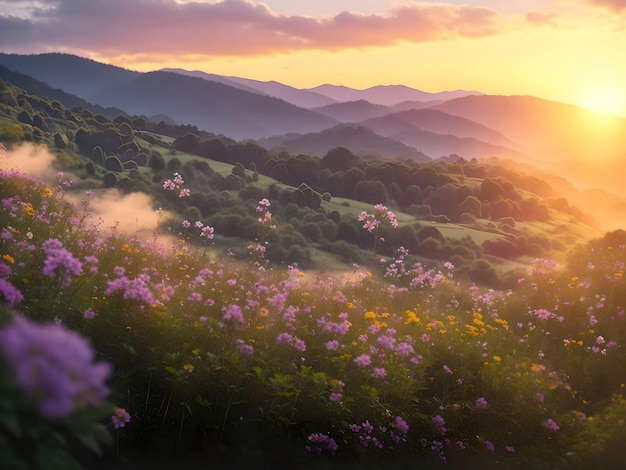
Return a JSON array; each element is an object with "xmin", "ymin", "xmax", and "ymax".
[
  {"xmin": 377, "ymin": 334, "xmax": 396, "ymax": 350},
  {"xmin": 222, "ymin": 304, "xmax": 244, "ymax": 324},
  {"xmin": 0, "ymin": 278, "xmax": 24, "ymax": 306},
  {"xmin": 396, "ymin": 341, "xmax": 414, "ymax": 356},
  {"xmin": 371, "ymin": 367, "xmax": 387, "ymax": 379},
  {"xmin": 325, "ymin": 340, "xmax": 340, "ymax": 351},
  {"xmin": 543, "ymin": 418, "xmax": 560, "ymax": 431},
  {"xmin": 475, "ymin": 397, "xmax": 488, "ymax": 409},
  {"xmin": 394, "ymin": 416, "xmax": 409, "ymax": 434},
  {"xmin": 307, "ymin": 433, "xmax": 338, "ymax": 454},
  {"xmin": 42, "ymin": 238, "xmax": 83, "ymax": 286},
  {"xmin": 294, "ymin": 338, "xmax": 307, "ymax": 352},
  {"xmin": 329, "ymin": 392, "xmax": 342, "ymax": 403},
  {"xmin": 83, "ymin": 308, "xmax": 97, "ymax": 319},
  {"xmin": 276, "ymin": 332, "xmax": 293, "ymax": 344},
  {"xmin": 236, "ymin": 339, "xmax": 254, "ymax": 356},
  {"xmin": 432, "ymin": 415, "xmax": 446, "ymax": 434},
  {"xmin": 0, "ymin": 315, "xmax": 111, "ymax": 419},
  {"xmin": 112, "ymin": 408, "xmax": 131, "ymax": 429},
  {"xmin": 354, "ymin": 354, "xmax": 371, "ymax": 367},
  {"xmin": 484, "ymin": 440, "xmax": 495, "ymax": 452}
]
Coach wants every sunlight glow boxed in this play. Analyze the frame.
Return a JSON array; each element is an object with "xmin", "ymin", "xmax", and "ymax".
[{"xmin": 580, "ymin": 88, "xmax": 626, "ymax": 116}]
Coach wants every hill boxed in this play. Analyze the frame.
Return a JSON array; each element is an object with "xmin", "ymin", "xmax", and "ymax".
[
  {"xmin": 258, "ymin": 124, "xmax": 431, "ymax": 161},
  {"xmin": 0, "ymin": 52, "xmax": 140, "ymax": 101}
]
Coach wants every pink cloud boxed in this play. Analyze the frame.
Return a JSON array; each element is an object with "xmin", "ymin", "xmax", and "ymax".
[
  {"xmin": 0, "ymin": 0, "xmax": 501, "ymax": 59},
  {"xmin": 584, "ymin": 0, "xmax": 626, "ymax": 12},
  {"xmin": 525, "ymin": 10, "xmax": 559, "ymax": 26}
]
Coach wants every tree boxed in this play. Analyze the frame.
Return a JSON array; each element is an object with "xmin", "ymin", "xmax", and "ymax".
[
  {"xmin": 149, "ymin": 152, "xmax": 165, "ymax": 172},
  {"xmin": 102, "ymin": 172, "xmax": 118, "ymax": 188},
  {"xmin": 104, "ymin": 156, "xmax": 123, "ymax": 172},
  {"xmin": 53, "ymin": 133, "xmax": 66, "ymax": 149},
  {"xmin": 321, "ymin": 147, "xmax": 360, "ymax": 172}
]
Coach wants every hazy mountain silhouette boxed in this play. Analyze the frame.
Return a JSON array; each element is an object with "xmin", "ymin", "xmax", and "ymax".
[
  {"xmin": 90, "ymin": 71, "xmax": 339, "ymax": 140},
  {"xmin": 312, "ymin": 100, "xmax": 392, "ymax": 122},
  {"xmin": 432, "ymin": 95, "xmax": 626, "ymax": 161},
  {"xmin": 0, "ymin": 64, "xmax": 127, "ymax": 118},
  {"xmin": 307, "ymin": 84, "xmax": 482, "ymax": 106},
  {"xmin": 161, "ymin": 69, "xmax": 338, "ymax": 108},
  {"xmin": 258, "ymin": 124, "xmax": 430, "ymax": 161},
  {"xmin": 0, "ymin": 53, "xmax": 139, "ymax": 101},
  {"xmin": 160, "ymin": 68, "xmax": 267, "ymax": 95}
]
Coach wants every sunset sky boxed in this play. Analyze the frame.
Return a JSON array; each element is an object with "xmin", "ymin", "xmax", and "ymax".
[{"xmin": 1, "ymin": 0, "xmax": 625, "ymax": 115}]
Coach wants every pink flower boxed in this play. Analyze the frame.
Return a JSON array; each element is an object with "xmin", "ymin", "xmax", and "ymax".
[
  {"xmin": 112, "ymin": 408, "xmax": 131, "ymax": 429},
  {"xmin": 371, "ymin": 367, "xmax": 387, "ymax": 379},
  {"xmin": 329, "ymin": 392, "xmax": 342, "ymax": 403}
]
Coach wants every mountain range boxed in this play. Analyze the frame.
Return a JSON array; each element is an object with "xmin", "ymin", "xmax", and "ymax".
[{"xmin": 1, "ymin": 52, "xmax": 626, "ymax": 191}]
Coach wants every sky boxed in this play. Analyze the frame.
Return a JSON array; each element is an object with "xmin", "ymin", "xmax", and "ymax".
[{"xmin": 0, "ymin": 0, "xmax": 625, "ymax": 115}]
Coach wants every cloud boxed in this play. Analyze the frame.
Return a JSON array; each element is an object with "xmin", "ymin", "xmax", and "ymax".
[
  {"xmin": 0, "ymin": 0, "xmax": 501, "ymax": 60},
  {"xmin": 584, "ymin": 0, "xmax": 626, "ymax": 12},
  {"xmin": 525, "ymin": 11, "xmax": 559, "ymax": 26}
]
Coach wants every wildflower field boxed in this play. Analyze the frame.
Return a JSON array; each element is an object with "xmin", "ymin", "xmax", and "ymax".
[{"xmin": 1, "ymin": 156, "xmax": 626, "ymax": 469}]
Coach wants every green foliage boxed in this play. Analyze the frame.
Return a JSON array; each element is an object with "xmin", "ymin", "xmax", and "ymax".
[{"xmin": 103, "ymin": 156, "xmax": 123, "ymax": 172}]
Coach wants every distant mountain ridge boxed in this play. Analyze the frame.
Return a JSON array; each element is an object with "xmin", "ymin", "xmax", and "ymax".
[
  {"xmin": 305, "ymin": 83, "xmax": 482, "ymax": 106},
  {"xmin": 2, "ymin": 51, "xmax": 625, "ymax": 175},
  {"xmin": 258, "ymin": 124, "xmax": 430, "ymax": 162}
]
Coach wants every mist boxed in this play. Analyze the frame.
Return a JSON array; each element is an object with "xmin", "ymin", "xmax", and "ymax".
[{"xmin": 1, "ymin": 143, "xmax": 172, "ymax": 238}]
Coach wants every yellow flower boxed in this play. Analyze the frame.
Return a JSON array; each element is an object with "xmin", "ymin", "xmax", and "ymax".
[
  {"xmin": 364, "ymin": 311, "xmax": 377, "ymax": 321},
  {"xmin": 183, "ymin": 363, "xmax": 194, "ymax": 373},
  {"xmin": 492, "ymin": 355, "xmax": 501, "ymax": 362},
  {"xmin": 43, "ymin": 187, "xmax": 53, "ymax": 198},
  {"xmin": 2, "ymin": 254, "xmax": 14, "ymax": 264},
  {"xmin": 495, "ymin": 318, "xmax": 509, "ymax": 330},
  {"xmin": 192, "ymin": 348, "xmax": 201, "ymax": 355},
  {"xmin": 25, "ymin": 203, "xmax": 35, "ymax": 217}
]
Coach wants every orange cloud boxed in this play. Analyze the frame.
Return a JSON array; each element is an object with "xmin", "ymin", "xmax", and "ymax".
[{"xmin": 0, "ymin": 0, "xmax": 501, "ymax": 59}]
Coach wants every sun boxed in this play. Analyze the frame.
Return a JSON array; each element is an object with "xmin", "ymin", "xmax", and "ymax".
[{"xmin": 579, "ymin": 88, "xmax": 626, "ymax": 116}]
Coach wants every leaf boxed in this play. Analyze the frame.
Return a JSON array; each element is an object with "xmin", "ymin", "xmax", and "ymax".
[{"xmin": 194, "ymin": 394, "xmax": 212, "ymax": 409}]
